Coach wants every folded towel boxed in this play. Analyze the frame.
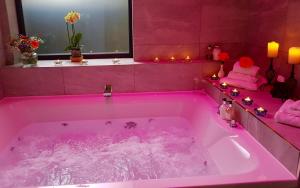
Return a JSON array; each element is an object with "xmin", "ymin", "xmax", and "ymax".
[
  {"xmin": 280, "ymin": 100, "xmax": 300, "ymax": 117},
  {"xmin": 220, "ymin": 76, "xmax": 267, "ymax": 91},
  {"xmin": 228, "ymin": 71, "xmax": 258, "ymax": 83},
  {"xmin": 275, "ymin": 100, "xmax": 300, "ymax": 127},
  {"xmin": 233, "ymin": 61, "xmax": 260, "ymax": 77},
  {"xmin": 290, "ymin": 100, "xmax": 300, "ymax": 111}
]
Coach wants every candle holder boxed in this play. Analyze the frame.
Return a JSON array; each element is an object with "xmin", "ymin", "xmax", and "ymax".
[
  {"xmin": 231, "ymin": 89, "xmax": 240, "ymax": 97},
  {"xmin": 211, "ymin": 74, "xmax": 219, "ymax": 81},
  {"xmin": 220, "ymin": 82, "xmax": 228, "ymax": 89},
  {"xmin": 286, "ymin": 64, "xmax": 298, "ymax": 97},
  {"xmin": 255, "ymin": 107, "xmax": 267, "ymax": 117},
  {"xmin": 54, "ymin": 59, "xmax": 63, "ymax": 65},
  {"xmin": 265, "ymin": 58, "xmax": 276, "ymax": 84},
  {"xmin": 185, "ymin": 56, "xmax": 191, "ymax": 63},
  {"xmin": 242, "ymin": 97, "xmax": 253, "ymax": 106}
]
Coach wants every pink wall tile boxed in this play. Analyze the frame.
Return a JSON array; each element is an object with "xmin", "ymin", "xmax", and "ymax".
[
  {"xmin": 134, "ymin": 63, "xmax": 203, "ymax": 92},
  {"xmin": 133, "ymin": 0, "xmax": 201, "ymax": 45},
  {"xmin": 1, "ymin": 68, "xmax": 65, "ymax": 96},
  {"xmin": 63, "ymin": 65, "xmax": 135, "ymax": 95}
]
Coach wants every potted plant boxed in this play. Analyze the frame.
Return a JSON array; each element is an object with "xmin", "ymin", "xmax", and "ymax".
[
  {"xmin": 10, "ymin": 35, "xmax": 43, "ymax": 67},
  {"xmin": 64, "ymin": 11, "xmax": 83, "ymax": 62}
]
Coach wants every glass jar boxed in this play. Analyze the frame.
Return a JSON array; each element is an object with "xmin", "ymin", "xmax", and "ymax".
[{"xmin": 20, "ymin": 52, "xmax": 38, "ymax": 66}]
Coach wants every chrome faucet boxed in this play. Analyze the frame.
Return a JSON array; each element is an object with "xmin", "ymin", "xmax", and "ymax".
[{"xmin": 103, "ymin": 84, "xmax": 112, "ymax": 97}]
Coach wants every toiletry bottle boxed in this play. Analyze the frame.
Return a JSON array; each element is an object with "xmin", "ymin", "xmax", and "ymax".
[
  {"xmin": 219, "ymin": 98, "xmax": 227, "ymax": 119},
  {"xmin": 225, "ymin": 101, "xmax": 235, "ymax": 121}
]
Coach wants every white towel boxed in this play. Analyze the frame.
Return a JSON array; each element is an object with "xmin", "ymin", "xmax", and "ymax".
[
  {"xmin": 275, "ymin": 100, "xmax": 300, "ymax": 127},
  {"xmin": 233, "ymin": 61, "xmax": 260, "ymax": 77},
  {"xmin": 290, "ymin": 100, "xmax": 300, "ymax": 111},
  {"xmin": 220, "ymin": 76, "xmax": 267, "ymax": 91},
  {"xmin": 228, "ymin": 71, "xmax": 258, "ymax": 83}
]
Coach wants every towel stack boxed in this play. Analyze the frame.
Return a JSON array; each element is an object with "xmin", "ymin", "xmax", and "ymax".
[
  {"xmin": 220, "ymin": 62, "xmax": 267, "ymax": 90},
  {"xmin": 275, "ymin": 100, "xmax": 300, "ymax": 127}
]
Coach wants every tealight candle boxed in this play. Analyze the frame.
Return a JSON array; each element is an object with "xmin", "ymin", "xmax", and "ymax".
[
  {"xmin": 112, "ymin": 58, "xmax": 120, "ymax": 64},
  {"xmin": 242, "ymin": 97, "xmax": 253, "ymax": 106},
  {"xmin": 255, "ymin": 107, "xmax": 267, "ymax": 117},
  {"xmin": 185, "ymin": 56, "xmax": 191, "ymax": 62},
  {"xmin": 231, "ymin": 88, "xmax": 240, "ymax": 97},
  {"xmin": 154, "ymin": 57, "xmax": 160, "ymax": 63},
  {"xmin": 170, "ymin": 56, "xmax": 176, "ymax": 62},
  {"xmin": 220, "ymin": 82, "xmax": 228, "ymax": 89},
  {"xmin": 54, "ymin": 59, "xmax": 62, "ymax": 65},
  {"xmin": 211, "ymin": 74, "xmax": 219, "ymax": 80}
]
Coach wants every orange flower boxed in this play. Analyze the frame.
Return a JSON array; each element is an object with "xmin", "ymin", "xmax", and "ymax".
[
  {"xmin": 30, "ymin": 40, "xmax": 40, "ymax": 49},
  {"xmin": 239, "ymin": 56, "xmax": 254, "ymax": 68},
  {"xmin": 219, "ymin": 52, "xmax": 230, "ymax": 62}
]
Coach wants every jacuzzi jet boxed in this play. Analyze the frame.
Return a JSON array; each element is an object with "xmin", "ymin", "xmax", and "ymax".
[
  {"xmin": 204, "ymin": 161, "xmax": 207, "ymax": 166},
  {"xmin": 105, "ymin": 121, "xmax": 112, "ymax": 126},
  {"xmin": 10, "ymin": 147, "xmax": 15, "ymax": 152},
  {"xmin": 125, "ymin": 121, "xmax": 137, "ymax": 129},
  {"xmin": 62, "ymin": 123, "xmax": 69, "ymax": 127},
  {"xmin": 148, "ymin": 118, "xmax": 155, "ymax": 123},
  {"xmin": 17, "ymin": 137, "xmax": 22, "ymax": 142}
]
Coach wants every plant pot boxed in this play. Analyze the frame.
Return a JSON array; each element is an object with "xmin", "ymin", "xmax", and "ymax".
[
  {"xmin": 71, "ymin": 48, "xmax": 83, "ymax": 63},
  {"xmin": 20, "ymin": 52, "xmax": 38, "ymax": 66}
]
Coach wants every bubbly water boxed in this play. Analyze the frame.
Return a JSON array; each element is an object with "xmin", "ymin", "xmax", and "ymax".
[{"xmin": 0, "ymin": 117, "xmax": 218, "ymax": 188}]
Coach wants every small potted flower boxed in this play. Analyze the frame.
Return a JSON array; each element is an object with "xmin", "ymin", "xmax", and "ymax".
[
  {"xmin": 64, "ymin": 11, "xmax": 83, "ymax": 62},
  {"xmin": 10, "ymin": 35, "xmax": 44, "ymax": 67},
  {"xmin": 218, "ymin": 52, "xmax": 230, "ymax": 78}
]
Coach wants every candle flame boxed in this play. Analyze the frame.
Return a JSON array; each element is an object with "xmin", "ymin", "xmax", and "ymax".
[{"xmin": 245, "ymin": 97, "xmax": 251, "ymax": 101}]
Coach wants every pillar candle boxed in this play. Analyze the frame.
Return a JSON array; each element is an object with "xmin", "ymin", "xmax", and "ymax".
[
  {"xmin": 288, "ymin": 47, "xmax": 300, "ymax": 64},
  {"xmin": 267, "ymin": 41, "xmax": 279, "ymax": 58}
]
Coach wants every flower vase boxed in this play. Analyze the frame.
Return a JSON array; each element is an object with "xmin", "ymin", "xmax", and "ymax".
[
  {"xmin": 71, "ymin": 48, "xmax": 83, "ymax": 63},
  {"xmin": 218, "ymin": 64, "xmax": 225, "ymax": 78},
  {"xmin": 21, "ymin": 52, "xmax": 38, "ymax": 67}
]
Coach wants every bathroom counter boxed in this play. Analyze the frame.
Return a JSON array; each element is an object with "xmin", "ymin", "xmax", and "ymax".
[{"xmin": 204, "ymin": 78, "xmax": 300, "ymax": 177}]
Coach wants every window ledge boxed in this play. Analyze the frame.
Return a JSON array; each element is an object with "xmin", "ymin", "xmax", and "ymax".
[
  {"xmin": 10, "ymin": 58, "xmax": 139, "ymax": 68},
  {"xmin": 7, "ymin": 59, "xmax": 215, "ymax": 68}
]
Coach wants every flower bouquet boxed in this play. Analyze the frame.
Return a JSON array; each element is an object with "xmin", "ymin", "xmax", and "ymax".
[
  {"xmin": 64, "ymin": 11, "xmax": 83, "ymax": 62},
  {"xmin": 10, "ymin": 35, "xmax": 43, "ymax": 66}
]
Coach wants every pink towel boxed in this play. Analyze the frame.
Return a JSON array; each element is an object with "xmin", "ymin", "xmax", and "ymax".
[
  {"xmin": 228, "ymin": 71, "xmax": 258, "ymax": 83},
  {"xmin": 233, "ymin": 61, "xmax": 260, "ymax": 77},
  {"xmin": 275, "ymin": 100, "xmax": 300, "ymax": 127},
  {"xmin": 220, "ymin": 76, "xmax": 267, "ymax": 91},
  {"xmin": 290, "ymin": 100, "xmax": 300, "ymax": 111}
]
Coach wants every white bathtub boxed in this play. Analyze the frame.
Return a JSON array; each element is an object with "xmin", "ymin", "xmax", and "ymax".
[{"xmin": 0, "ymin": 91, "xmax": 297, "ymax": 188}]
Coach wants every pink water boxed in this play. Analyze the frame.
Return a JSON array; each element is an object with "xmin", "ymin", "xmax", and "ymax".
[{"xmin": 0, "ymin": 117, "xmax": 218, "ymax": 188}]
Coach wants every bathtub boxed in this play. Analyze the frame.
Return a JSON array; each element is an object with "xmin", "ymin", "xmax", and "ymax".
[{"xmin": 0, "ymin": 91, "xmax": 297, "ymax": 188}]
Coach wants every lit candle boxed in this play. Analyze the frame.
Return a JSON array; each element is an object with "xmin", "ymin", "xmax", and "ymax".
[
  {"xmin": 220, "ymin": 82, "xmax": 228, "ymax": 89},
  {"xmin": 154, "ymin": 57, "xmax": 160, "ymax": 63},
  {"xmin": 170, "ymin": 56, "xmax": 176, "ymax": 62},
  {"xmin": 255, "ymin": 107, "xmax": 267, "ymax": 117},
  {"xmin": 288, "ymin": 47, "xmax": 300, "ymax": 64},
  {"xmin": 54, "ymin": 59, "xmax": 62, "ymax": 65},
  {"xmin": 231, "ymin": 88, "xmax": 240, "ymax": 97},
  {"xmin": 242, "ymin": 97, "xmax": 253, "ymax": 106},
  {"xmin": 267, "ymin": 41, "xmax": 279, "ymax": 58},
  {"xmin": 211, "ymin": 74, "xmax": 219, "ymax": 80},
  {"xmin": 185, "ymin": 56, "xmax": 191, "ymax": 62}
]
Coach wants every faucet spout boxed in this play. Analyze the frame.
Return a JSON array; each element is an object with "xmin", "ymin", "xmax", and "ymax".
[{"xmin": 103, "ymin": 84, "xmax": 112, "ymax": 97}]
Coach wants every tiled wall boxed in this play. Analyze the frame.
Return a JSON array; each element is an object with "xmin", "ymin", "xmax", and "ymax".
[
  {"xmin": 133, "ymin": 0, "xmax": 250, "ymax": 73},
  {"xmin": 246, "ymin": 0, "xmax": 300, "ymax": 96},
  {"xmin": 0, "ymin": 61, "xmax": 219, "ymax": 97}
]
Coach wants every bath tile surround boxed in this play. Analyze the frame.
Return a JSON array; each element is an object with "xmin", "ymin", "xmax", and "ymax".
[
  {"xmin": 203, "ymin": 79, "xmax": 300, "ymax": 177},
  {"xmin": 0, "ymin": 60, "xmax": 220, "ymax": 97}
]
